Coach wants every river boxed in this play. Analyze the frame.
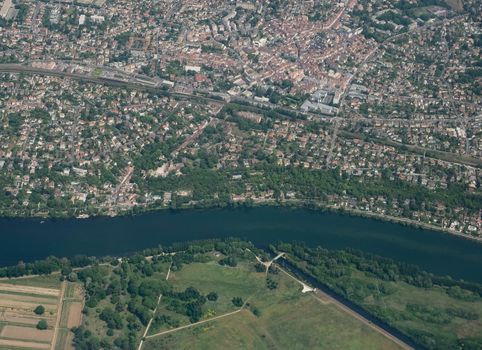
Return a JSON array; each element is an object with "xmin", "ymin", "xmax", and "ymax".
[{"xmin": 1, "ymin": 207, "xmax": 481, "ymax": 283}]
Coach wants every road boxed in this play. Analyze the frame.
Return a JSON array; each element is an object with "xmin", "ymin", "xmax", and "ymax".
[
  {"xmin": 171, "ymin": 118, "xmax": 215, "ymax": 157},
  {"xmin": 112, "ymin": 165, "xmax": 134, "ymax": 204}
]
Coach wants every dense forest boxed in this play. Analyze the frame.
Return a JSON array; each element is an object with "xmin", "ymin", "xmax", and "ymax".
[{"xmin": 142, "ymin": 163, "xmax": 481, "ymax": 213}]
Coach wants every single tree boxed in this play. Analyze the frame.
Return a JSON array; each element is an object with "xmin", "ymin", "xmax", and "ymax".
[
  {"xmin": 34, "ymin": 305, "xmax": 45, "ymax": 315},
  {"xmin": 36, "ymin": 320, "xmax": 48, "ymax": 330}
]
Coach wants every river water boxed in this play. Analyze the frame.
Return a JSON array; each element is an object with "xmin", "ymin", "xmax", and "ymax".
[{"xmin": 1, "ymin": 207, "xmax": 481, "ymax": 283}]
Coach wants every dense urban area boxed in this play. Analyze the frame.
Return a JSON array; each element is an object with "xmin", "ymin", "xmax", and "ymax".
[{"xmin": 0, "ymin": 0, "xmax": 481, "ymax": 237}]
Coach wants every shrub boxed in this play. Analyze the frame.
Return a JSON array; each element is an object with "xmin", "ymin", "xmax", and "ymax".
[
  {"xmin": 232, "ymin": 297, "xmax": 243, "ymax": 307},
  {"xmin": 207, "ymin": 292, "xmax": 218, "ymax": 301}
]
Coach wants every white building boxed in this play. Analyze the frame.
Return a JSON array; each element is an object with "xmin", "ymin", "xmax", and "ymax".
[{"xmin": 0, "ymin": 0, "xmax": 15, "ymax": 20}]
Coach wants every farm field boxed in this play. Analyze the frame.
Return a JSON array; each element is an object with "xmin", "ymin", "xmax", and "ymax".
[
  {"xmin": 0, "ymin": 276, "xmax": 83, "ymax": 350},
  {"xmin": 0, "ymin": 275, "xmax": 62, "ymax": 289},
  {"xmin": 143, "ymin": 255, "xmax": 402, "ymax": 350},
  {"xmin": 56, "ymin": 283, "xmax": 84, "ymax": 350}
]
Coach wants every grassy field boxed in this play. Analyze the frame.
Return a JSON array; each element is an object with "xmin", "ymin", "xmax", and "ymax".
[
  {"xmin": 282, "ymin": 244, "xmax": 482, "ymax": 349},
  {"xmin": 347, "ymin": 270, "xmax": 482, "ymax": 347},
  {"xmin": 144, "ymin": 256, "xmax": 402, "ymax": 349},
  {"xmin": 169, "ymin": 259, "xmax": 265, "ymax": 313},
  {"xmin": 147, "ymin": 257, "xmax": 266, "ymax": 335}
]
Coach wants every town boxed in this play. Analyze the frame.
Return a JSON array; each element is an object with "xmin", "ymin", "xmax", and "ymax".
[{"xmin": 0, "ymin": 0, "xmax": 480, "ymax": 237}]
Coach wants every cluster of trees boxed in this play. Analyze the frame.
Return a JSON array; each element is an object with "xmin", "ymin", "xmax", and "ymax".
[
  {"xmin": 218, "ymin": 256, "xmax": 237, "ymax": 267},
  {"xmin": 99, "ymin": 308, "xmax": 124, "ymax": 330},
  {"xmin": 164, "ymin": 287, "xmax": 208, "ymax": 323},
  {"xmin": 151, "ymin": 314, "xmax": 180, "ymax": 330},
  {"xmin": 455, "ymin": 67, "xmax": 482, "ymax": 95},
  {"xmin": 72, "ymin": 326, "xmax": 104, "ymax": 350},
  {"xmin": 254, "ymin": 262, "xmax": 266, "ymax": 273},
  {"xmin": 227, "ymin": 99, "xmax": 307, "ymax": 121},
  {"xmin": 114, "ymin": 32, "xmax": 131, "ymax": 48},
  {"xmin": 225, "ymin": 110, "xmax": 273, "ymax": 132},
  {"xmin": 36, "ymin": 319, "xmax": 48, "ymax": 330},
  {"xmin": 0, "ymin": 254, "xmax": 95, "ymax": 278},
  {"xmin": 378, "ymin": 11, "xmax": 411, "ymax": 26},
  {"xmin": 72, "ymin": 253, "xmax": 174, "ymax": 349},
  {"xmin": 276, "ymin": 242, "xmax": 482, "ymax": 296},
  {"xmin": 142, "ymin": 141, "xmax": 480, "ymax": 216},
  {"xmin": 34, "ymin": 305, "xmax": 45, "ymax": 315},
  {"xmin": 207, "ymin": 291, "xmax": 218, "ymax": 301},
  {"xmin": 144, "ymin": 168, "xmax": 231, "ymax": 204},
  {"xmin": 201, "ymin": 45, "xmax": 223, "ymax": 54}
]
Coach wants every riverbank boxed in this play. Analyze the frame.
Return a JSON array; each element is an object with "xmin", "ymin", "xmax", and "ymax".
[
  {"xmin": 3, "ymin": 239, "xmax": 482, "ymax": 350},
  {"xmin": 128, "ymin": 199, "xmax": 481, "ymax": 243},
  {"xmin": 2, "ymin": 198, "xmax": 480, "ymax": 244},
  {"xmin": 2, "ymin": 206, "xmax": 482, "ymax": 283}
]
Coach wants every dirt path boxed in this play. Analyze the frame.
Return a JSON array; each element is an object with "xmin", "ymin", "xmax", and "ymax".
[
  {"xmin": 247, "ymin": 249, "xmax": 284, "ymax": 276},
  {"xmin": 137, "ymin": 261, "xmax": 173, "ymax": 350},
  {"xmin": 145, "ymin": 307, "xmax": 244, "ymax": 340},
  {"xmin": 50, "ymin": 280, "xmax": 66, "ymax": 350},
  {"xmin": 145, "ymin": 294, "xmax": 252, "ymax": 342}
]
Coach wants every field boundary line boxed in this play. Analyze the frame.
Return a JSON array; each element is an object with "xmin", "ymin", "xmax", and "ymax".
[{"xmin": 49, "ymin": 281, "xmax": 66, "ymax": 350}]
